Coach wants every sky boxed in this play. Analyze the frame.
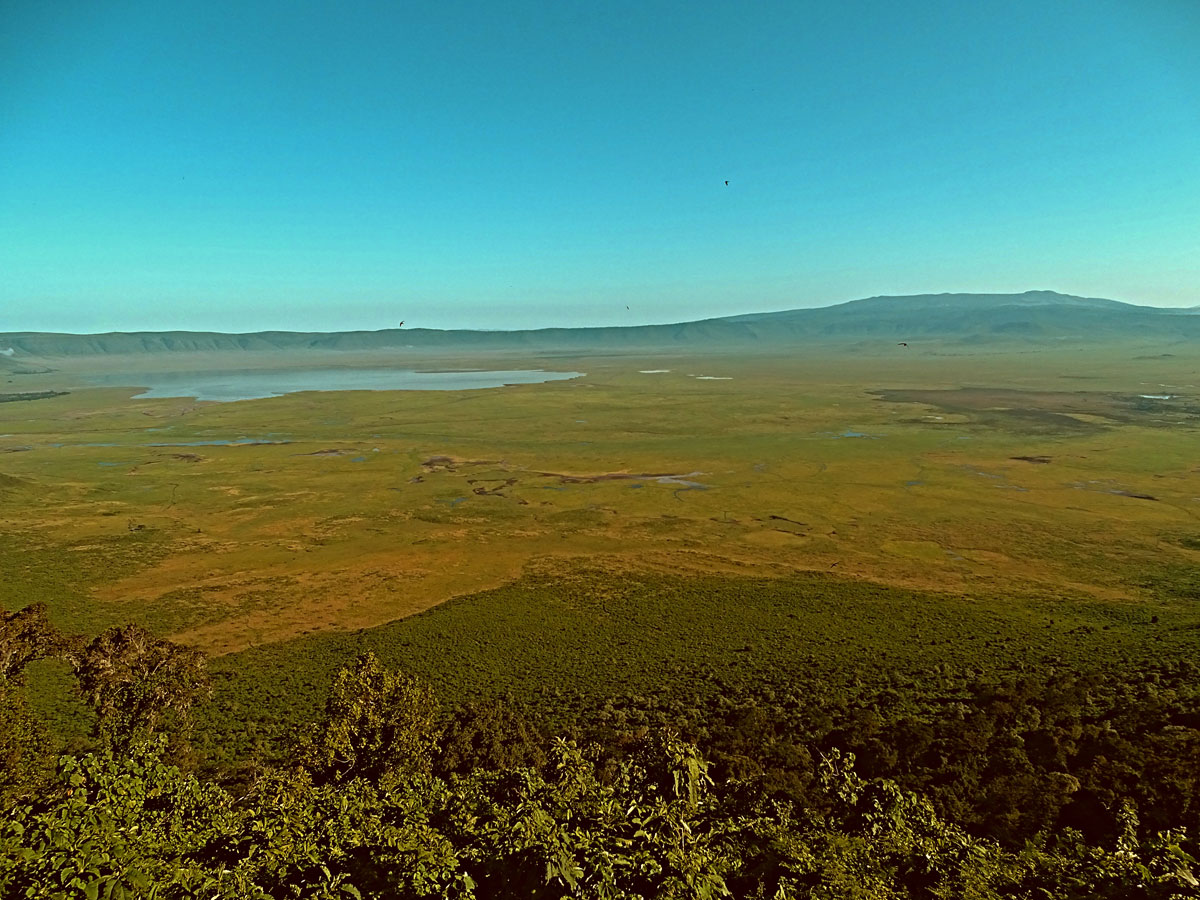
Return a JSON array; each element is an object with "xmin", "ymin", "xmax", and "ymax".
[{"xmin": 2, "ymin": 0, "xmax": 1198, "ymax": 333}]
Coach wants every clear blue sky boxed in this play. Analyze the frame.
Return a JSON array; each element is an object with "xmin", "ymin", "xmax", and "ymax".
[{"xmin": 2, "ymin": 0, "xmax": 1198, "ymax": 333}]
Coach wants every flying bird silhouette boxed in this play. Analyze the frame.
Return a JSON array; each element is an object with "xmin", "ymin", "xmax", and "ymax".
[
  {"xmin": 897, "ymin": 342, "xmax": 908, "ymax": 347},
  {"xmin": 724, "ymin": 180, "xmax": 729, "ymax": 186},
  {"xmin": 398, "ymin": 321, "xmax": 405, "ymax": 328}
]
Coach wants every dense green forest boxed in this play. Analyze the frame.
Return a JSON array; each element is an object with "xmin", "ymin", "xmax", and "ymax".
[{"xmin": 2, "ymin": 593, "xmax": 1198, "ymax": 899}]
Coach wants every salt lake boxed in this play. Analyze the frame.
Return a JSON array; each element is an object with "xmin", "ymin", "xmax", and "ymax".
[{"xmin": 84, "ymin": 368, "xmax": 585, "ymax": 402}]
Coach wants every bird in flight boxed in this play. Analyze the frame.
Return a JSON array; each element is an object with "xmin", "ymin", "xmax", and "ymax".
[
  {"xmin": 398, "ymin": 321, "xmax": 405, "ymax": 328},
  {"xmin": 724, "ymin": 180, "xmax": 729, "ymax": 186},
  {"xmin": 897, "ymin": 342, "xmax": 908, "ymax": 347}
]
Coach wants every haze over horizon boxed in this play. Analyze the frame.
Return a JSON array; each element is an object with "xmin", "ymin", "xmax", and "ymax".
[{"xmin": 3, "ymin": 0, "xmax": 1198, "ymax": 333}]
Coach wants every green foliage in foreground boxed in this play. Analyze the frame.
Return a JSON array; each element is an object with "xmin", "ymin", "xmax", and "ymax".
[
  {"xmin": 3, "ymin": 653, "xmax": 1200, "ymax": 900},
  {"xmin": 4, "ymin": 722, "xmax": 1199, "ymax": 899}
]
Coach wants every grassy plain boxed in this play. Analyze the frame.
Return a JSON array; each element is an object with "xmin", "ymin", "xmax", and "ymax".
[{"xmin": 3, "ymin": 341, "xmax": 1199, "ymax": 754}]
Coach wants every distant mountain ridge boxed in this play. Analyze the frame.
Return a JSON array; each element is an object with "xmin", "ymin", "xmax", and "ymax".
[{"xmin": 4, "ymin": 291, "xmax": 1197, "ymax": 360}]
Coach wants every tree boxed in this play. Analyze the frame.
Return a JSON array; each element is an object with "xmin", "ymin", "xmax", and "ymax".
[
  {"xmin": 73, "ymin": 624, "xmax": 211, "ymax": 751},
  {"xmin": 0, "ymin": 602, "xmax": 76, "ymax": 683},
  {"xmin": 300, "ymin": 652, "xmax": 440, "ymax": 786},
  {"xmin": 438, "ymin": 698, "xmax": 547, "ymax": 776},
  {"xmin": 0, "ymin": 676, "xmax": 48, "ymax": 802},
  {"xmin": 0, "ymin": 603, "xmax": 76, "ymax": 801}
]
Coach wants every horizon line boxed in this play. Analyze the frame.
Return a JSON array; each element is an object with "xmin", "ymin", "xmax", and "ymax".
[{"xmin": 6, "ymin": 289, "xmax": 1192, "ymax": 338}]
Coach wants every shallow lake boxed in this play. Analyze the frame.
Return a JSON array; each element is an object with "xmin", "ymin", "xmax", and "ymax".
[{"xmin": 85, "ymin": 368, "xmax": 584, "ymax": 402}]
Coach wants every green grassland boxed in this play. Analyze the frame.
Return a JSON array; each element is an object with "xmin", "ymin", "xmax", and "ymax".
[{"xmin": 3, "ymin": 341, "xmax": 1200, "ymax": 762}]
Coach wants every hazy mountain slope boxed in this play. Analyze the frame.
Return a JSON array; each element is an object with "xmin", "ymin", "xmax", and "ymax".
[
  {"xmin": 0, "ymin": 349, "xmax": 53, "ymax": 374},
  {"xmin": 714, "ymin": 291, "xmax": 1195, "ymax": 339},
  {"xmin": 3, "ymin": 291, "xmax": 1196, "ymax": 358}
]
